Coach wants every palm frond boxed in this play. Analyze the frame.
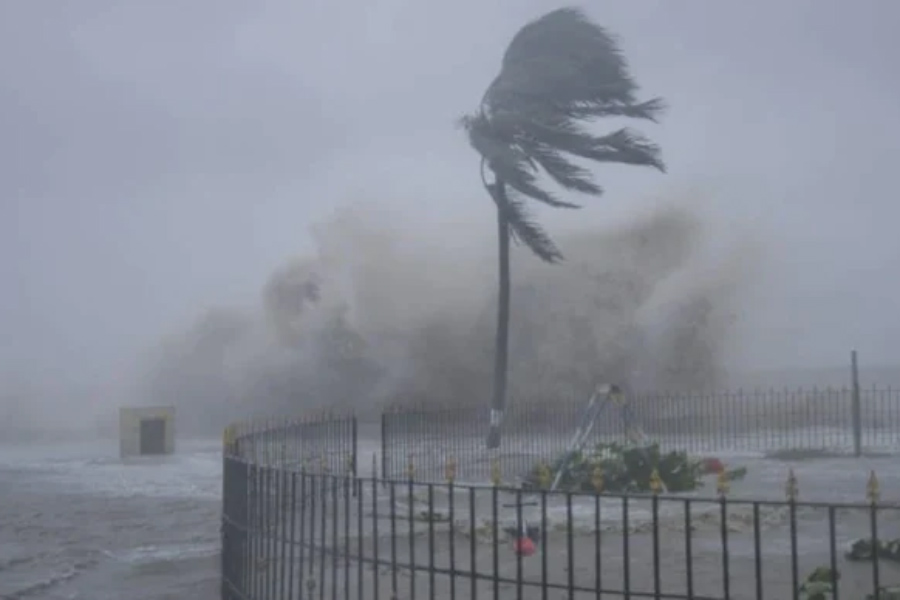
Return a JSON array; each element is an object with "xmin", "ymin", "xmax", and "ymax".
[
  {"xmin": 462, "ymin": 6, "xmax": 666, "ymax": 263},
  {"xmin": 463, "ymin": 113, "xmax": 581, "ymax": 209},
  {"xmin": 519, "ymin": 141, "xmax": 602, "ymax": 195},
  {"xmin": 485, "ymin": 7, "xmax": 663, "ymax": 123},
  {"xmin": 499, "ymin": 188, "xmax": 564, "ymax": 263},
  {"xmin": 498, "ymin": 108, "xmax": 663, "ymax": 168},
  {"xmin": 573, "ymin": 128, "xmax": 665, "ymax": 170}
]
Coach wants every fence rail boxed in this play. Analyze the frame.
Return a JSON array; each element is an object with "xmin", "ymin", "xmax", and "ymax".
[
  {"xmin": 221, "ymin": 388, "xmax": 900, "ymax": 599},
  {"xmin": 222, "ymin": 458, "xmax": 900, "ymax": 599},
  {"xmin": 225, "ymin": 413, "xmax": 358, "ymax": 473},
  {"xmin": 382, "ymin": 386, "xmax": 900, "ymax": 482}
]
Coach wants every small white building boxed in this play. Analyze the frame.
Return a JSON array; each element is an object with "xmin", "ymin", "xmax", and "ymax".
[{"xmin": 119, "ymin": 406, "xmax": 176, "ymax": 458}]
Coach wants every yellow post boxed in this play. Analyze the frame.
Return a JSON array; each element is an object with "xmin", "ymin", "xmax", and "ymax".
[
  {"xmin": 649, "ymin": 468, "xmax": 663, "ymax": 495},
  {"xmin": 785, "ymin": 469, "xmax": 798, "ymax": 501},
  {"xmin": 223, "ymin": 425, "xmax": 235, "ymax": 452},
  {"xmin": 592, "ymin": 464, "xmax": 604, "ymax": 494},
  {"xmin": 866, "ymin": 470, "xmax": 880, "ymax": 504},
  {"xmin": 445, "ymin": 456, "xmax": 457, "ymax": 484},
  {"xmin": 716, "ymin": 470, "xmax": 730, "ymax": 497},
  {"xmin": 536, "ymin": 461, "xmax": 552, "ymax": 490},
  {"xmin": 490, "ymin": 457, "xmax": 502, "ymax": 487}
]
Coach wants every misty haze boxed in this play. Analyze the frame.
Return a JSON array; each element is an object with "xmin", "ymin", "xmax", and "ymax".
[{"xmin": 2, "ymin": 2, "xmax": 900, "ymax": 599}]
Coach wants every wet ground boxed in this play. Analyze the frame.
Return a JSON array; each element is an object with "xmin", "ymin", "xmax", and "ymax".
[
  {"xmin": 2, "ymin": 434, "xmax": 899, "ymax": 599},
  {"xmin": 0, "ymin": 439, "xmax": 222, "ymax": 600}
]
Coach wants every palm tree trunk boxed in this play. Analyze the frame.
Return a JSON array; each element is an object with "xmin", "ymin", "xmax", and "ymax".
[{"xmin": 487, "ymin": 181, "xmax": 511, "ymax": 449}]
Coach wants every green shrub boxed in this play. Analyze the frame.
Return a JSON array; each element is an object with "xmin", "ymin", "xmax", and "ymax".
[{"xmin": 523, "ymin": 442, "xmax": 706, "ymax": 493}]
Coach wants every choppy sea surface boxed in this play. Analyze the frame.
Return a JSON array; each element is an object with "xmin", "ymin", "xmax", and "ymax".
[{"xmin": 0, "ymin": 438, "xmax": 222, "ymax": 600}]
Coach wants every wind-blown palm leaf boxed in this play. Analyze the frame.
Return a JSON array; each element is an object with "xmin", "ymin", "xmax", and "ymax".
[
  {"xmin": 464, "ymin": 113, "xmax": 580, "ymax": 209},
  {"xmin": 501, "ymin": 188, "xmax": 564, "ymax": 263},
  {"xmin": 462, "ymin": 7, "xmax": 664, "ymax": 265},
  {"xmin": 486, "ymin": 7, "xmax": 662, "ymax": 122}
]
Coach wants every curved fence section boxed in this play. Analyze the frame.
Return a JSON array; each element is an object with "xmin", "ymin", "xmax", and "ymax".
[
  {"xmin": 221, "ymin": 414, "xmax": 358, "ymax": 599},
  {"xmin": 224, "ymin": 415, "xmax": 357, "ymax": 471},
  {"xmin": 222, "ymin": 463, "xmax": 898, "ymax": 598},
  {"xmin": 222, "ymin": 414, "xmax": 900, "ymax": 600},
  {"xmin": 381, "ymin": 387, "xmax": 900, "ymax": 482}
]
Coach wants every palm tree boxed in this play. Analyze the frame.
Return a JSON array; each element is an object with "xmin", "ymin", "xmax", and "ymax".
[{"xmin": 461, "ymin": 7, "xmax": 666, "ymax": 448}]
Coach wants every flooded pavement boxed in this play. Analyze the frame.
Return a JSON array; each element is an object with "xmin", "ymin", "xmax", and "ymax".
[
  {"xmin": 0, "ymin": 439, "xmax": 222, "ymax": 600},
  {"xmin": 1, "ymin": 432, "xmax": 899, "ymax": 599}
]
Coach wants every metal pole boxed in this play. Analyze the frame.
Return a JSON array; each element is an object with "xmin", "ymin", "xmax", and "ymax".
[{"xmin": 851, "ymin": 350, "xmax": 862, "ymax": 457}]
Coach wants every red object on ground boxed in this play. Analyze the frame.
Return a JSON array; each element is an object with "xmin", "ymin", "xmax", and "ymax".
[
  {"xmin": 703, "ymin": 457, "xmax": 725, "ymax": 474},
  {"xmin": 513, "ymin": 536, "xmax": 537, "ymax": 557}
]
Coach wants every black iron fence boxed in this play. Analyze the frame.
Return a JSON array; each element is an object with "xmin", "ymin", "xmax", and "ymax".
[
  {"xmin": 224, "ymin": 413, "xmax": 358, "ymax": 473},
  {"xmin": 382, "ymin": 386, "xmax": 900, "ymax": 482},
  {"xmin": 222, "ymin": 438, "xmax": 900, "ymax": 599}
]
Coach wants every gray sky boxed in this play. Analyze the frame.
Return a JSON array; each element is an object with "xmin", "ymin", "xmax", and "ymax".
[{"xmin": 2, "ymin": 0, "xmax": 899, "ymax": 396}]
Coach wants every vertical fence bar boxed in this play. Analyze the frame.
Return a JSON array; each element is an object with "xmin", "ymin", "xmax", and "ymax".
[
  {"xmin": 288, "ymin": 472, "xmax": 298, "ymax": 600},
  {"xmin": 868, "ymin": 471, "xmax": 881, "ymax": 596},
  {"xmin": 684, "ymin": 499, "xmax": 694, "ymax": 600},
  {"xmin": 381, "ymin": 412, "xmax": 388, "ymax": 482},
  {"xmin": 250, "ymin": 464, "xmax": 258, "ymax": 600},
  {"xmin": 241, "ymin": 451, "xmax": 251, "ymax": 598},
  {"xmin": 356, "ymin": 474, "xmax": 364, "ymax": 600},
  {"xmin": 221, "ymin": 449, "xmax": 230, "ymax": 600},
  {"xmin": 390, "ymin": 481, "xmax": 397, "ymax": 599},
  {"xmin": 428, "ymin": 484, "xmax": 435, "ymax": 600},
  {"xmin": 448, "ymin": 477, "xmax": 456, "ymax": 600},
  {"xmin": 651, "ymin": 493, "xmax": 661, "ymax": 600},
  {"xmin": 622, "ymin": 496, "xmax": 630, "ymax": 600},
  {"xmin": 344, "ymin": 469, "xmax": 351, "ymax": 600},
  {"xmin": 719, "ymin": 494, "xmax": 730, "ymax": 599},
  {"xmin": 371, "ymin": 468, "xmax": 380, "ymax": 600},
  {"xmin": 318, "ymin": 474, "xmax": 327, "ymax": 600},
  {"xmin": 566, "ymin": 491, "xmax": 575, "ymax": 600},
  {"xmin": 828, "ymin": 506, "xmax": 839, "ymax": 600},
  {"xmin": 331, "ymin": 476, "xmax": 338, "ymax": 600},
  {"xmin": 515, "ymin": 487, "xmax": 524, "ymax": 600},
  {"xmin": 279, "ymin": 467, "xmax": 288, "ymax": 600},
  {"xmin": 408, "ymin": 477, "xmax": 416, "ymax": 600},
  {"xmin": 267, "ymin": 467, "xmax": 275, "ymax": 600},
  {"xmin": 541, "ymin": 490, "xmax": 548, "ymax": 600},
  {"xmin": 594, "ymin": 492, "xmax": 602, "ymax": 599},
  {"xmin": 753, "ymin": 502, "xmax": 763, "ymax": 600},
  {"xmin": 351, "ymin": 417, "xmax": 359, "ymax": 496},
  {"xmin": 469, "ymin": 487, "xmax": 478, "ymax": 600},
  {"xmin": 298, "ymin": 471, "xmax": 308, "ymax": 597},
  {"xmin": 787, "ymin": 470, "xmax": 799, "ymax": 600},
  {"xmin": 491, "ymin": 483, "xmax": 499, "ymax": 600},
  {"xmin": 307, "ymin": 474, "xmax": 317, "ymax": 599}
]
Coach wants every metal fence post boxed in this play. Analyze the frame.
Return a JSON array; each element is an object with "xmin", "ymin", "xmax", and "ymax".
[
  {"xmin": 852, "ymin": 349, "xmax": 862, "ymax": 456},
  {"xmin": 351, "ymin": 416, "xmax": 359, "ymax": 497},
  {"xmin": 380, "ymin": 411, "xmax": 388, "ymax": 483}
]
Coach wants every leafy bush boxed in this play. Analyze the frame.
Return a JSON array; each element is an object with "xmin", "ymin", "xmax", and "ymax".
[
  {"xmin": 799, "ymin": 566, "xmax": 838, "ymax": 600},
  {"xmin": 524, "ymin": 442, "xmax": 707, "ymax": 493},
  {"xmin": 846, "ymin": 538, "xmax": 900, "ymax": 562}
]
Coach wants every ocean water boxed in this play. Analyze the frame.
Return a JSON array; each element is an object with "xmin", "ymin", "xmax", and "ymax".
[{"xmin": 0, "ymin": 438, "xmax": 222, "ymax": 600}]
